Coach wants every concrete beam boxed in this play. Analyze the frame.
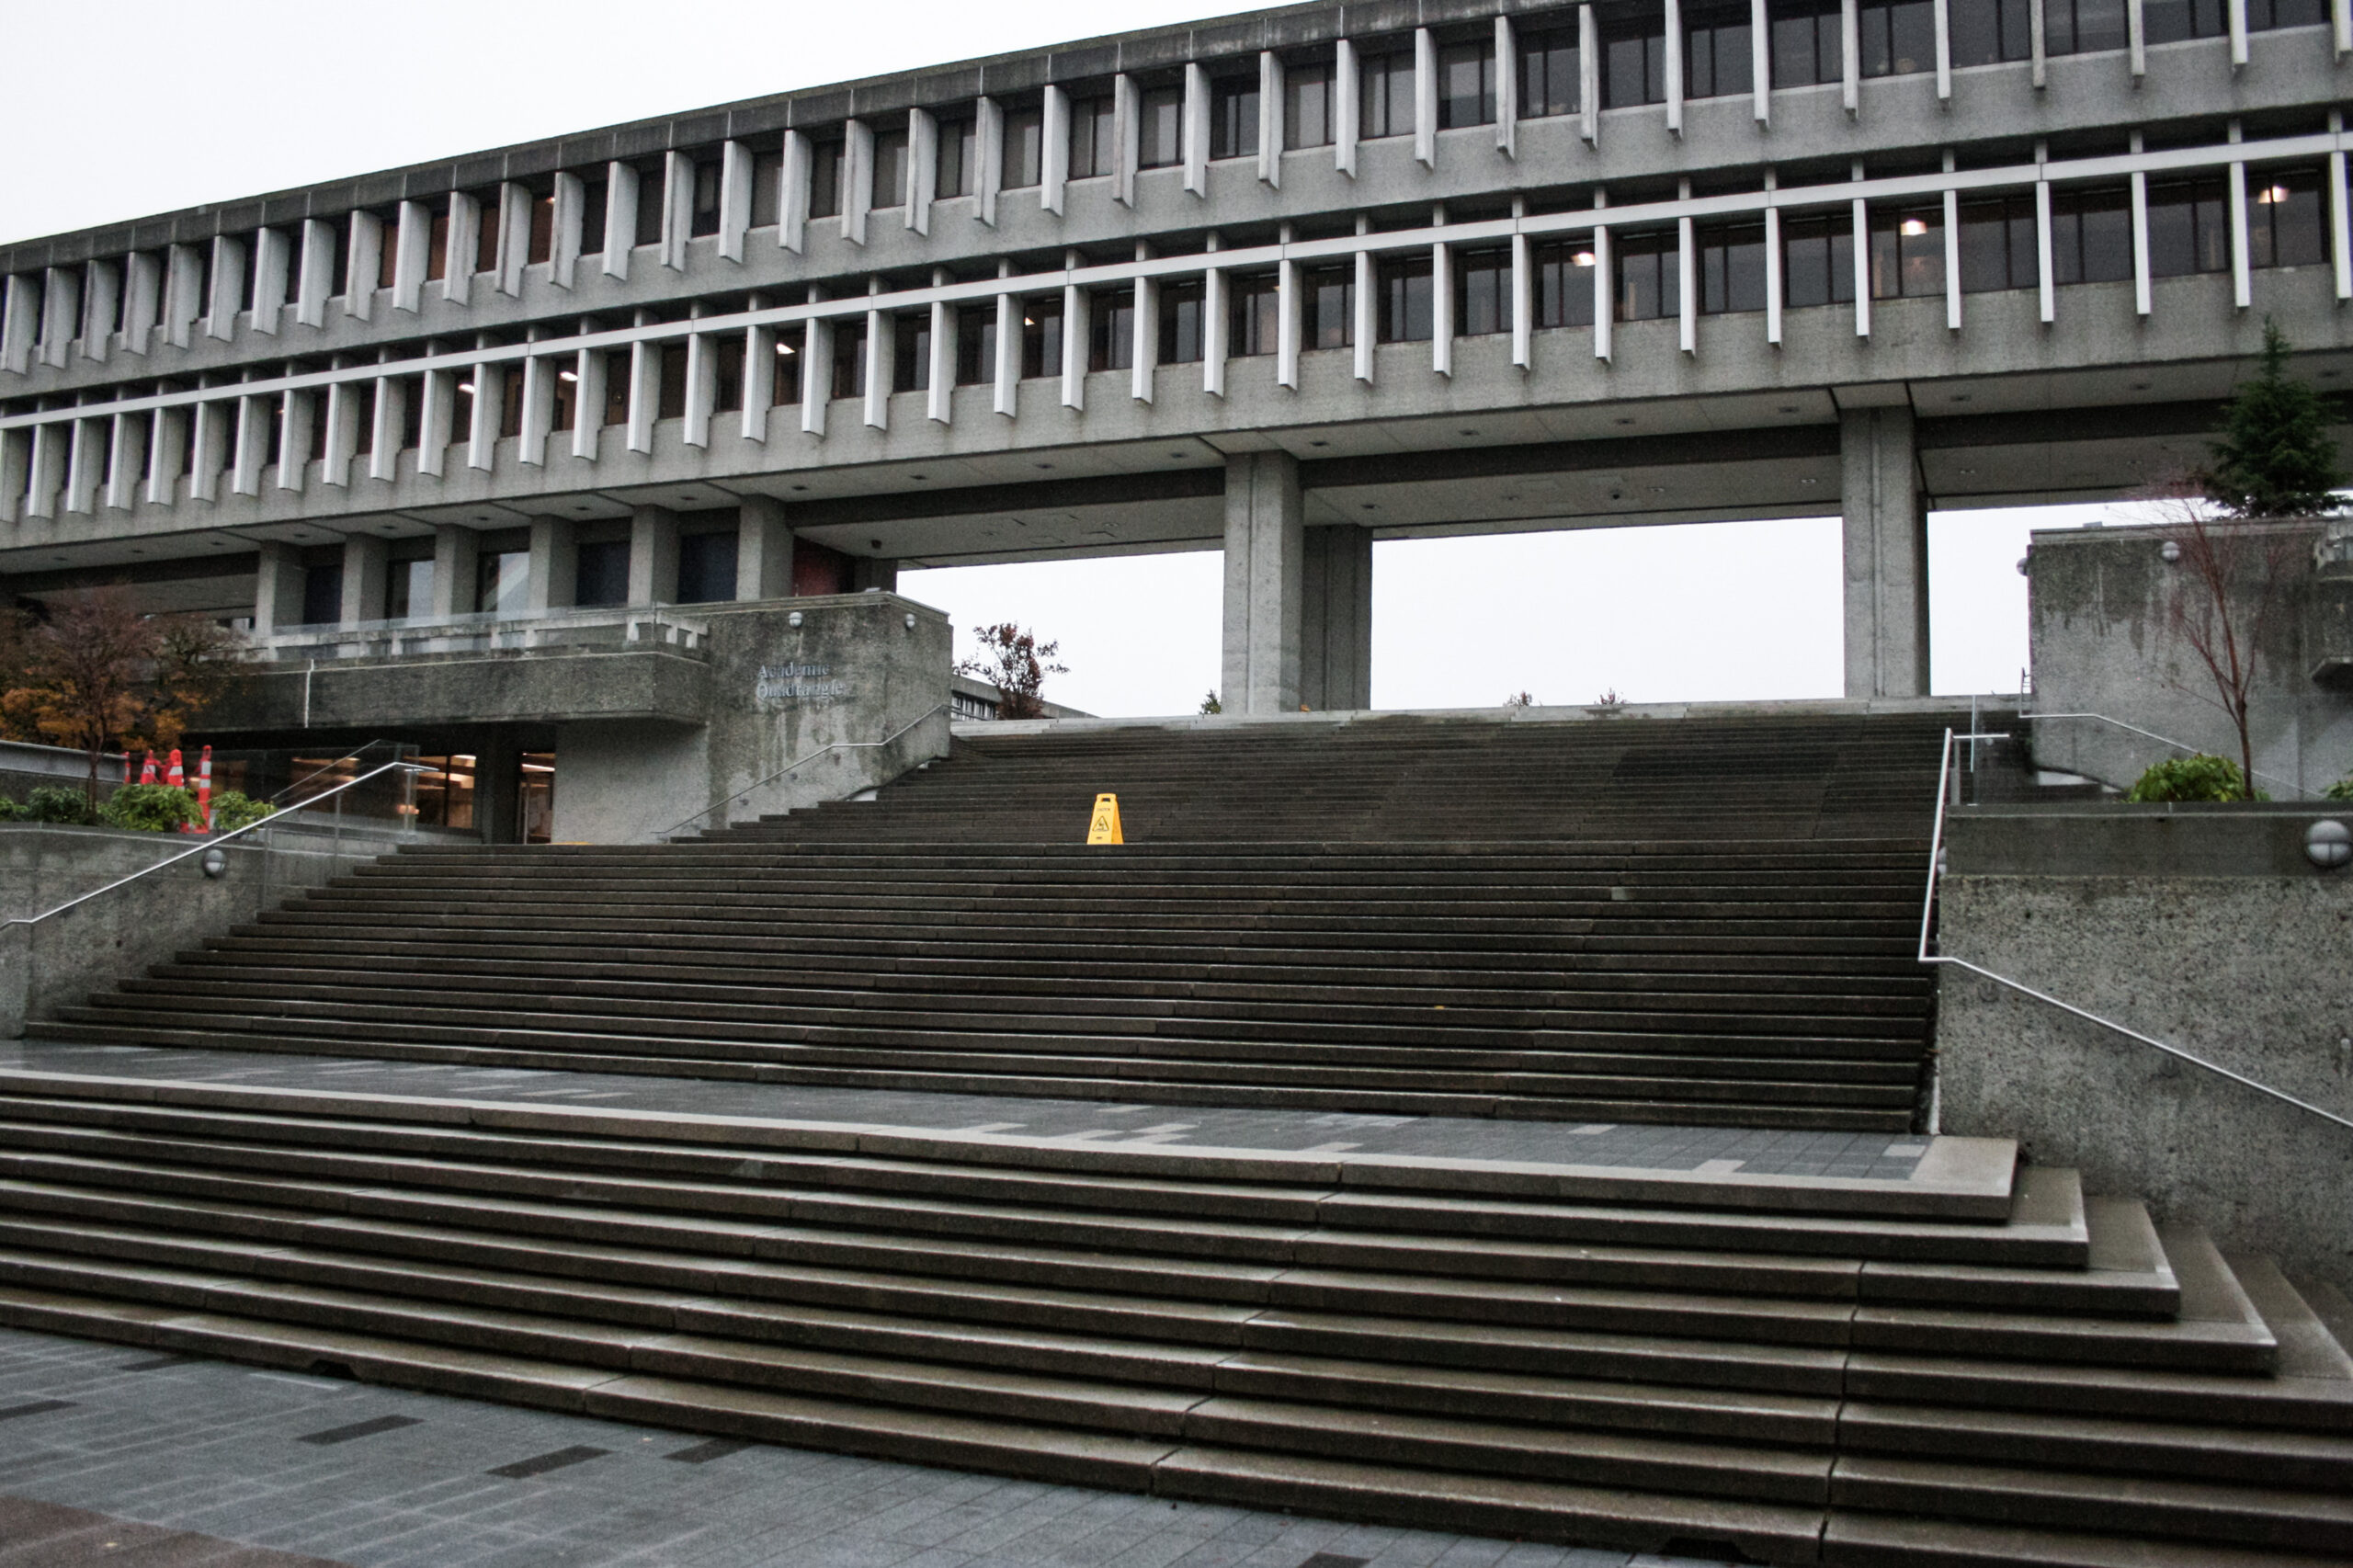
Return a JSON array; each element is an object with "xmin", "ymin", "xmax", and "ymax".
[
  {"xmin": 1841, "ymin": 405, "xmax": 1930, "ymax": 699},
  {"xmin": 1221, "ymin": 449, "xmax": 1304, "ymax": 716}
]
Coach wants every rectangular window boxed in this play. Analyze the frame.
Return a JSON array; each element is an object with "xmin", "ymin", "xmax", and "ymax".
[
  {"xmin": 1159, "ymin": 279, "xmax": 1205, "ymax": 363},
  {"xmin": 301, "ymin": 563, "xmax": 341, "ymax": 627},
  {"xmin": 2147, "ymin": 176, "xmax": 2229, "ymax": 277},
  {"xmin": 713, "ymin": 335, "xmax": 745, "ymax": 414},
  {"xmin": 574, "ymin": 540, "xmax": 629, "ymax": 608},
  {"xmin": 752, "ymin": 149, "xmax": 782, "ymax": 227},
  {"xmin": 473, "ymin": 194, "xmax": 501, "ymax": 274},
  {"xmin": 1685, "ymin": 4, "xmax": 1753, "ymax": 98},
  {"xmin": 1438, "ymin": 40, "xmax": 1495, "ymax": 128},
  {"xmin": 1519, "ymin": 27, "xmax": 1580, "ymax": 117},
  {"xmin": 871, "ymin": 128, "xmax": 909, "ymax": 210},
  {"xmin": 478, "ymin": 550, "xmax": 529, "ymax": 618},
  {"xmin": 955, "ymin": 303, "xmax": 997, "ymax": 383},
  {"xmin": 1698, "ymin": 221, "xmax": 1768, "ymax": 312},
  {"xmin": 1377, "ymin": 256, "xmax": 1434, "ymax": 342},
  {"xmin": 326, "ymin": 223, "xmax": 351, "ymax": 299},
  {"xmin": 386, "ymin": 558, "xmax": 432, "ymax": 620},
  {"xmin": 1021, "ymin": 296, "xmax": 1063, "ymax": 379},
  {"xmin": 579, "ymin": 178, "xmax": 608, "ymax": 256},
  {"xmin": 1070, "ymin": 95, "xmax": 1117, "ymax": 178},
  {"xmin": 551, "ymin": 361, "xmax": 578, "ymax": 432},
  {"xmin": 938, "ymin": 118, "xmax": 975, "ymax": 198},
  {"xmin": 1285, "ymin": 63, "xmax": 1334, "ymax": 148},
  {"xmin": 1089, "ymin": 291, "xmax": 1135, "ymax": 371},
  {"xmin": 2141, "ymin": 0, "xmax": 2227, "ymax": 39},
  {"xmin": 528, "ymin": 190, "xmax": 555, "ymax": 264},
  {"xmin": 1598, "ymin": 3, "xmax": 1670, "ymax": 108},
  {"xmin": 1771, "ymin": 0, "xmax": 1843, "ymax": 85},
  {"xmin": 1211, "ymin": 77, "xmax": 1260, "ymax": 159},
  {"xmin": 2044, "ymin": 0, "xmax": 2128, "ymax": 52},
  {"xmin": 1614, "ymin": 230, "xmax": 1678, "ymax": 321},
  {"xmin": 450, "ymin": 381, "xmax": 473, "ymax": 442},
  {"xmin": 676, "ymin": 531, "xmax": 738, "ymax": 605},
  {"xmin": 632, "ymin": 165, "xmax": 664, "ymax": 246},
  {"xmin": 1455, "ymin": 247, "xmax": 1510, "ymax": 335},
  {"xmin": 353, "ymin": 381, "xmax": 378, "ymax": 451},
  {"xmin": 833, "ymin": 320, "xmax": 868, "ymax": 400},
  {"xmin": 1137, "ymin": 85, "xmax": 1183, "ymax": 170},
  {"xmin": 426, "ymin": 210, "xmax": 450, "ymax": 281},
  {"xmin": 375, "ymin": 210, "xmax": 401, "ymax": 290},
  {"xmin": 2247, "ymin": 0, "xmax": 2327, "ymax": 27},
  {"xmin": 1229, "ymin": 272, "xmax": 1280, "ymax": 355},
  {"xmin": 658, "ymin": 343, "xmax": 688, "ymax": 420},
  {"xmin": 810, "ymin": 142, "xmax": 844, "ymax": 218},
  {"xmin": 1780, "ymin": 212, "xmax": 1857, "ymax": 307},
  {"xmin": 1301, "ymin": 263, "xmax": 1354, "ymax": 349},
  {"xmin": 894, "ymin": 313, "xmax": 931, "ymax": 391},
  {"xmin": 2249, "ymin": 167, "xmax": 2328, "ymax": 269},
  {"xmin": 1003, "ymin": 107, "xmax": 1044, "ymax": 187},
  {"xmin": 1958, "ymin": 193, "xmax": 2038, "ymax": 292},
  {"xmin": 500, "ymin": 366, "xmax": 526, "ymax": 437},
  {"xmin": 2048, "ymin": 185, "xmax": 2132, "ymax": 285},
  {"xmin": 602, "ymin": 351, "xmax": 631, "ymax": 426},
  {"xmin": 1533, "ymin": 239, "xmax": 1600, "ymax": 327},
  {"xmin": 691, "ymin": 156, "xmax": 723, "ymax": 236},
  {"xmin": 1859, "ymin": 0, "xmax": 1937, "ymax": 73},
  {"xmin": 1869, "ymin": 205, "xmax": 1948, "ymax": 298},
  {"xmin": 1954, "ymin": 0, "xmax": 2037, "ymax": 57},
  {"xmin": 1358, "ymin": 50, "xmax": 1415, "ymax": 138},
  {"xmin": 771, "ymin": 326, "xmax": 804, "ymax": 403},
  {"xmin": 308, "ymin": 398, "xmax": 330, "ymax": 462},
  {"xmin": 400, "ymin": 375, "xmax": 426, "ymax": 449}
]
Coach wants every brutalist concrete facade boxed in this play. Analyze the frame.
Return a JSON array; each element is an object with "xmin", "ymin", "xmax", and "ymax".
[{"xmin": 6, "ymin": 0, "xmax": 2353, "ymax": 835}]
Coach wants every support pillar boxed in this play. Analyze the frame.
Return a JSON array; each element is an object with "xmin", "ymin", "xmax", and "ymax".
[
  {"xmin": 1300, "ymin": 524, "xmax": 1373, "ymax": 711},
  {"xmin": 736, "ymin": 495, "xmax": 794, "ymax": 600},
  {"xmin": 1840, "ymin": 406, "xmax": 1930, "ymax": 699},
  {"xmin": 431, "ymin": 525, "xmax": 479, "ymax": 618},
  {"xmin": 338, "ymin": 535, "xmax": 387, "ymax": 629},
  {"xmin": 529, "ymin": 517, "xmax": 578, "ymax": 614},
  {"xmin": 1220, "ymin": 450, "xmax": 1304, "ymax": 715},
  {"xmin": 628, "ymin": 505, "xmax": 680, "ymax": 605},
  {"xmin": 252, "ymin": 542, "xmax": 306, "ymax": 636}
]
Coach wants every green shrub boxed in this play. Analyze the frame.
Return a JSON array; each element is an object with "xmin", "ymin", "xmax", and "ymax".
[
  {"xmin": 99, "ymin": 783, "xmax": 199, "ymax": 833},
  {"xmin": 0, "ymin": 797, "xmax": 25, "ymax": 822},
  {"xmin": 206, "ymin": 790, "xmax": 276, "ymax": 835},
  {"xmin": 2126, "ymin": 754, "xmax": 2254, "ymax": 803},
  {"xmin": 25, "ymin": 786, "xmax": 97, "ymax": 825},
  {"xmin": 2325, "ymin": 775, "xmax": 2353, "ymax": 801}
]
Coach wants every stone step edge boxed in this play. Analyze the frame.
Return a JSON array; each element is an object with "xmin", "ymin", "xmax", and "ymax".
[{"xmin": 0, "ymin": 1066, "xmax": 2011, "ymax": 1220}]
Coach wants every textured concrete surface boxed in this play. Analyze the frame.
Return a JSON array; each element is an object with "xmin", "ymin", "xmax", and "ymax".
[
  {"xmin": 1937, "ymin": 811, "xmax": 2353, "ymax": 1291},
  {"xmin": 0, "ymin": 1324, "xmax": 1722, "ymax": 1568},
  {"xmin": 0, "ymin": 823, "xmax": 407, "ymax": 1040}
]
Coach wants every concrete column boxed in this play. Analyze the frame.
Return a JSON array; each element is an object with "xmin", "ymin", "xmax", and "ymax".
[
  {"xmin": 24, "ymin": 423, "xmax": 64, "ymax": 518},
  {"xmin": 250, "ymin": 228, "xmax": 291, "ymax": 335},
  {"xmin": 207, "ymin": 235, "xmax": 245, "ymax": 341},
  {"xmin": 104, "ymin": 413, "xmax": 145, "ymax": 511},
  {"xmin": 253, "ymin": 542, "xmax": 306, "ymax": 635},
  {"xmin": 780, "ymin": 131, "xmax": 812, "ymax": 254},
  {"xmin": 296, "ymin": 220, "xmax": 335, "ymax": 328},
  {"xmin": 1041, "ymin": 87, "xmax": 1070, "ymax": 215},
  {"xmin": 0, "ymin": 428, "xmax": 29, "ymax": 523},
  {"xmin": 1221, "ymin": 450, "xmax": 1305, "ymax": 716},
  {"xmin": 1259, "ymin": 53, "xmax": 1285, "ymax": 188},
  {"xmin": 40, "ymin": 268, "xmax": 80, "ymax": 368},
  {"xmin": 1, "ymin": 274, "xmax": 35, "ymax": 374},
  {"xmin": 1414, "ymin": 28, "xmax": 1438, "ymax": 167},
  {"xmin": 907, "ymin": 111, "xmax": 938, "ymax": 234},
  {"xmin": 442, "ymin": 192, "xmax": 480, "ymax": 305},
  {"xmin": 1840, "ymin": 405, "xmax": 1929, "ymax": 699},
  {"xmin": 346, "ymin": 211, "xmax": 381, "ymax": 320},
  {"xmin": 628, "ymin": 505, "xmax": 680, "ymax": 606},
  {"xmin": 323, "ymin": 380, "xmax": 360, "ymax": 487},
  {"xmin": 843, "ymin": 122, "xmax": 873, "ymax": 245},
  {"xmin": 529, "ymin": 517, "xmax": 577, "ymax": 613},
  {"xmin": 431, "ymin": 525, "xmax": 478, "ymax": 618},
  {"xmin": 721, "ymin": 139, "xmax": 756, "ymax": 257},
  {"xmin": 473, "ymin": 727, "xmax": 525, "ymax": 846},
  {"xmin": 230, "ymin": 393, "xmax": 267, "ymax": 496},
  {"xmin": 187, "ymin": 397, "xmax": 228, "ymax": 503},
  {"xmin": 393, "ymin": 202, "xmax": 429, "ymax": 312},
  {"xmin": 1336, "ymin": 40, "xmax": 1360, "ymax": 176},
  {"xmin": 369, "ymin": 376, "xmax": 404, "ymax": 482},
  {"xmin": 551, "ymin": 172, "xmax": 584, "ymax": 289},
  {"xmin": 80, "ymin": 260, "xmax": 119, "ymax": 363},
  {"xmin": 737, "ymin": 495, "xmax": 793, "ymax": 601},
  {"xmin": 603, "ymin": 162, "xmax": 639, "ymax": 280},
  {"xmin": 144, "ymin": 406, "xmax": 185, "ymax": 506},
  {"xmin": 340, "ymin": 536, "xmax": 388, "ymax": 629},
  {"xmin": 163, "ymin": 245, "xmax": 203, "ymax": 347},
  {"xmin": 1300, "ymin": 525, "xmax": 1373, "ymax": 712}
]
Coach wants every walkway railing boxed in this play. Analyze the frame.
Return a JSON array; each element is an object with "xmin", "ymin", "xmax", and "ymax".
[
  {"xmin": 6, "ymin": 759, "xmax": 428, "ymax": 930},
  {"xmin": 663, "ymin": 704, "xmax": 951, "ymax": 840},
  {"xmin": 1917, "ymin": 727, "xmax": 2352, "ymax": 1132}
]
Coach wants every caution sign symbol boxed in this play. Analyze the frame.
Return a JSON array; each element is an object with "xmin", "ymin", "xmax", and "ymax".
[{"xmin": 1086, "ymin": 792, "xmax": 1124, "ymax": 845}]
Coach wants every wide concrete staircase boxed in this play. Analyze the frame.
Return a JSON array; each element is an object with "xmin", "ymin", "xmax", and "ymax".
[{"xmin": 4, "ymin": 708, "xmax": 2345, "ymax": 1564}]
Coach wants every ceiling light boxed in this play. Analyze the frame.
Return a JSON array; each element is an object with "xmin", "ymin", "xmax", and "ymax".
[
  {"xmin": 558, "ymin": 369, "xmax": 578, "ymax": 382},
  {"xmin": 777, "ymin": 342, "xmax": 795, "ymax": 355},
  {"xmin": 2258, "ymin": 185, "xmax": 2290, "ymax": 205},
  {"xmin": 1900, "ymin": 218, "xmax": 1928, "ymax": 237},
  {"xmin": 1572, "ymin": 251, "xmax": 1597, "ymax": 267},
  {"xmin": 457, "ymin": 382, "xmax": 475, "ymax": 394}
]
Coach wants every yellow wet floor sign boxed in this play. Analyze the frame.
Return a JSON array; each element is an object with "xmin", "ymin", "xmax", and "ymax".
[{"xmin": 1086, "ymin": 792, "xmax": 1124, "ymax": 845}]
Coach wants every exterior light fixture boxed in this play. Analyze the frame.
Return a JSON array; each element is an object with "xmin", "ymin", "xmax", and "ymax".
[
  {"xmin": 558, "ymin": 369, "xmax": 578, "ymax": 382},
  {"xmin": 2017, "ymin": 555, "xmax": 2031, "ymax": 575},
  {"xmin": 1901, "ymin": 218, "xmax": 1929, "ymax": 236},
  {"xmin": 199, "ymin": 848, "xmax": 227, "ymax": 879},
  {"xmin": 904, "ymin": 613, "xmax": 917, "ymax": 630},
  {"xmin": 2258, "ymin": 185, "xmax": 2291, "ymax": 205},
  {"xmin": 777, "ymin": 342, "xmax": 795, "ymax": 355},
  {"xmin": 2307, "ymin": 819, "xmax": 2351, "ymax": 869},
  {"xmin": 1572, "ymin": 251, "xmax": 1597, "ymax": 267},
  {"xmin": 787, "ymin": 611, "xmax": 804, "ymax": 628},
  {"xmin": 2161, "ymin": 540, "xmax": 2182, "ymax": 562}
]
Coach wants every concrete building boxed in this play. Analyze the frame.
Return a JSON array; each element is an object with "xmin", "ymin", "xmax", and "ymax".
[{"xmin": 5, "ymin": 0, "xmax": 2353, "ymax": 837}]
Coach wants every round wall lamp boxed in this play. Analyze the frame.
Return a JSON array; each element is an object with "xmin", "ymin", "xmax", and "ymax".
[
  {"xmin": 199, "ymin": 848, "xmax": 228, "ymax": 879},
  {"xmin": 2307, "ymin": 819, "xmax": 2351, "ymax": 870},
  {"xmin": 2160, "ymin": 540, "xmax": 2182, "ymax": 563},
  {"xmin": 787, "ymin": 611, "xmax": 804, "ymax": 629},
  {"xmin": 904, "ymin": 613, "xmax": 917, "ymax": 630}
]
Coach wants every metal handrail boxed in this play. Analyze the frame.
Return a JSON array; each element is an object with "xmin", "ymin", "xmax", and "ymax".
[
  {"xmin": 1917, "ymin": 727, "xmax": 2352, "ymax": 1131},
  {"xmin": 269, "ymin": 739, "xmax": 415, "ymax": 806},
  {"xmin": 662, "ymin": 704, "xmax": 950, "ymax": 840},
  {"xmin": 2022, "ymin": 709, "xmax": 2305, "ymax": 797},
  {"xmin": 6, "ymin": 759, "xmax": 428, "ymax": 930}
]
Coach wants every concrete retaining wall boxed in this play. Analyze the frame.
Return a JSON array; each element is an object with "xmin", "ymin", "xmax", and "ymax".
[
  {"xmin": 0, "ymin": 822, "xmax": 412, "ymax": 1040},
  {"xmin": 1936, "ymin": 805, "xmax": 2353, "ymax": 1291}
]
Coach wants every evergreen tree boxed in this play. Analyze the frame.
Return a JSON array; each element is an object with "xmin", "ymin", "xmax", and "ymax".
[{"xmin": 2204, "ymin": 317, "xmax": 2344, "ymax": 517}]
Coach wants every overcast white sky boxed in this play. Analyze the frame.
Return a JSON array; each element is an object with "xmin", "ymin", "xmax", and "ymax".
[{"xmin": 1, "ymin": 0, "xmax": 2109, "ymax": 718}]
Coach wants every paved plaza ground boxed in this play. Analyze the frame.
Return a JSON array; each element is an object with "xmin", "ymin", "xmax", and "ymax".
[{"xmin": 0, "ymin": 1325, "xmax": 1740, "ymax": 1568}]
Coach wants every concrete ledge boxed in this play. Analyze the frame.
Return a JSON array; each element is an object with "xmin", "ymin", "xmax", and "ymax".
[
  {"xmin": 1948, "ymin": 803, "xmax": 2353, "ymax": 879},
  {"xmin": 206, "ymin": 645, "xmax": 713, "ymax": 732},
  {"xmin": 965, "ymin": 695, "xmax": 2014, "ymax": 740}
]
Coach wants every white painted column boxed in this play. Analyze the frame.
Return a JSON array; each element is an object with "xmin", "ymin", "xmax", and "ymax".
[
  {"xmin": 1754, "ymin": 0, "xmax": 1774, "ymax": 122},
  {"xmin": 1415, "ymin": 28, "xmax": 1438, "ymax": 166},
  {"xmin": 1580, "ymin": 6, "xmax": 1600, "ymax": 143},
  {"xmin": 1665, "ymin": 0, "xmax": 1687, "ymax": 133},
  {"xmin": 604, "ymin": 163, "xmax": 639, "ymax": 279},
  {"xmin": 1433, "ymin": 235, "xmax": 1456, "ymax": 375},
  {"xmin": 1044, "ymin": 88, "xmax": 1071, "ymax": 214},
  {"xmin": 569, "ymin": 349, "xmax": 603, "ymax": 461},
  {"xmin": 863, "ymin": 301, "xmax": 891, "ymax": 431},
  {"xmin": 2229, "ymin": 157, "xmax": 2252, "ymax": 308},
  {"xmin": 720, "ymin": 140, "xmax": 755, "ymax": 259},
  {"xmin": 685, "ymin": 327, "xmax": 715, "ymax": 448},
  {"xmin": 1766, "ymin": 191, "xmax": 1785, "ymax": 345},
  {"xmin": 780, "ymin": 132, "xmax": 812, "ymax": 253},
  {"xmin": 2128, "ymin": 0, "xmax": 2147, "ymax": 77},
  {"xmin": 2337, "ymin": 0, "xmax": 2352, "ymax": 57},
  {"xmin": 230, "ymin": 392, "xmax": 267, "ymax": 495},
  {"xmin": 370, "ymin": 376, "xmax": 404, "ymax": 481},
  {"xmin": 1854, "ymin": 184, "xmax": 1874, "ymax": 336},
  {"xmin": 1937, "ymin": 0, "xmax": 1955, "ymax": 97},
  {"xmin": 1842, "ymin": 0, "xmax": 1862, "ymax": 113},
  {"xmin": 1203, "ymin": 260, "xmax": 1228, "ymax": 396},
  {"xmin": 662, "ymin": 151, "xmax": 693, "ymax": 269},
  {"xmin": 1496, "ymin": 17, "xmax": 1519, "ymax": 156},
  {"xmin": 1510, "ymin": 228, "xmax": 1533, "ymax": 368},
  {"xmin": 928, "ymin": 285, "xmax": 954, "ymax": 424},
  {"xmin": 993, "ymin": 290, "xmax": 1018, "ymax": 417},
  {"xmin": 1944, "ymin": 165, "xmax": 1963, "ymax": 330},
  {"xmin": 975, "ymin": 101, "xmax": 1005, "ymax": 226},
  {"xmin": 345, "ymin": 212, "xmax": 381, "ymax": 321},
  {"xmin": 1114, "ymin": 75, "xmax": 1141, "ymax": 207},
  {"xmin": 466, "ymin": 356, "xmax": 499, "ymax": 472},
  {"xmin": 123, "ymin": 254, "xmax": 161, "ymax": 354},
  {"xmin": 1277, "ymin": 239, "xmax": 1301, "ymax": 389},
  {"xmin": 1259, "ymin": 53, "xmax": 1285, "ymax": 187},
  {"xmin": 551, "ymin": 173, "xmax": 584, "ymax": 288},
  {"xmin": 908, "ymin": 110, "xmax": 938, "ymax": 234},
  {"xmin": 2332, "ymin": 113, "xmax": 2352, "ymax": 301},
  {"xmin": 1677, "ymin": 206, "xmax": 1698, "ymax": 353},
  {"xmin": 278, "ymin": 390, "xmax": 314, "ymax": 493},
  {"xmin": 393, "ymin": 201, "xmax": 430, "ymax": 311},
  {"xmin": 2228, "ymin": 0, "xmax": 2248, "ymax": 66},
  {"xmin": 1593, "ymin": 199, "xmax": 1614, "ymax": 361},
  {"xmin": 1062, "ymin": 268, "xmax": 1087, "ymax": 409},
  {"xmin": 442, "ymin": 192, "xmax": 479, "ymax": 305},
  {"xmin": 1183, "ymin": 63, "xmax": 1211, "ymax": 195},
  {"xmin": 2132, "ymin": 137, "xmax": 2155, "ymax": 316},
  {"xmin": 801, "ymin": 306, "xmax": 832, "ymax": 437},
  {"xmin": 145, "ymin": 406, "xmax": 184, "ymax": 506},
  {"xmin": 296, "ymin": 221, "xmax": 335, "ymax": 328},
  {"xmin": 1353, "ymin": 247, "xmax": 1376, "ymax": 382},
  {"xmin": 1131, "ymin": 267, "xmax": 1157, "ymax": 403},
  {"xmin": 1336, "ymin": 40, "xmax": 1361, "ymax": 176},
  {"xmin": 2037, "ymin": 170, "xmax": 2058, "ymax": 323}
]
